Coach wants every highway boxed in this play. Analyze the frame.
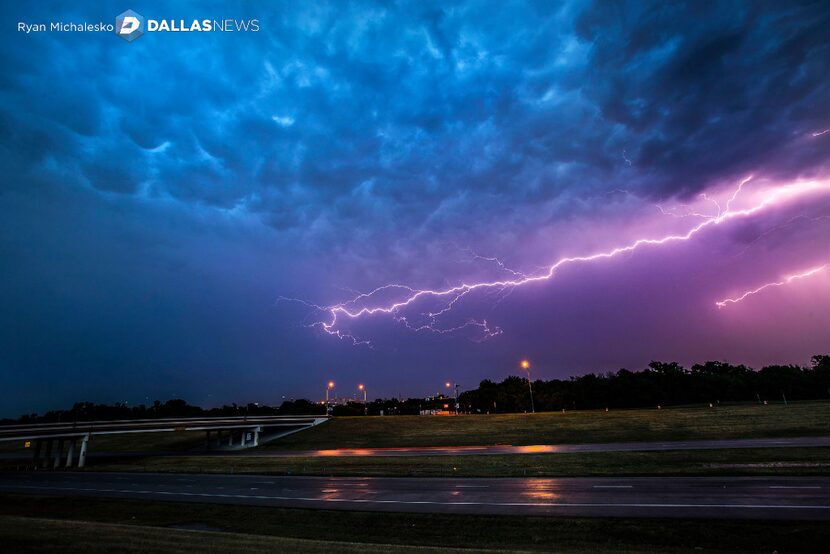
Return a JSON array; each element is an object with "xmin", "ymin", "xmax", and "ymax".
[{"xmin": 2, "ymin": 472, "xmax": 829, "ymax": 520}]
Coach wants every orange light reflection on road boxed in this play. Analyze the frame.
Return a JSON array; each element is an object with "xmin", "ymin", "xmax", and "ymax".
[
  {"xmin": 514, "ymin": 445, "xmax": 559, "ymax": 454},
  {"xmin": 522, "ymin": 479, "xmax": 561, "ymax": 501}
]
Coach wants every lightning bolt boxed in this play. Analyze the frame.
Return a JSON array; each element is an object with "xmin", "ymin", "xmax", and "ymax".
[
  {"xmin": 283, "ymin": 176, "xmax": 830, "ymax": 343},
  {"xmin": 464, "ymin": 249, "xmax": 528, "ymax": 278},
  {"xmin": 812, "ymin": 129, "xmax": 829, "ymax": 137},
  {"xmin": 715, "ymin": 264, "xmax": 828, "ymax": 308},
  {"xmin": 655, "ymin": 176, "xmax": 753, "ymax": 220}
]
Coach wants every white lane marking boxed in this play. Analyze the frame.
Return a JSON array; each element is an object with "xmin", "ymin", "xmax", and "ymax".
[
  {"xmin": 7, "ymin": 484, "xmax": 830, "ymax": 510},
  {"xmin": 593, "ymin": 485, "xmax": 633, "ymax": 489},
  {"xmin": 769, "ymin": 486, "xmax": 821, "ymax": 489}
]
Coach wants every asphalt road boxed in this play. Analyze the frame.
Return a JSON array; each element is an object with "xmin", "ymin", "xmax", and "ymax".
[{"xmin": 2, "ymin": 472, "xmax": 829, "ymax": 520}]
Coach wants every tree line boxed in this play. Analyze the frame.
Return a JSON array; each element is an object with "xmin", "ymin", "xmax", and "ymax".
[
  {"xmin": 4, "ymin": 355, "xmax": 828, "ymax": 423},
  {"xmin": 2, "ymin": 398, "xmax": 326, "ymax": 425},
  {"xmin": 458, "ymin": 355, "xmax": 830, "ymax": 413}
]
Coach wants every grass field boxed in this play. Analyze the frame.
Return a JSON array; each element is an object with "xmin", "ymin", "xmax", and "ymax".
[
  {"xmin": 266, "ymin": 401, "xmax": 830, "ymax": 450},
  {"xmin": 0, "ymin": 516, "xmax": 456, "ymax": 554},
  {"xmin": 84, "ymin": 447, "xmax": 830, "ymax": 477},
  {"xmin": 1, "ymin": 494, "xmax": 827, "ymax": 553}
]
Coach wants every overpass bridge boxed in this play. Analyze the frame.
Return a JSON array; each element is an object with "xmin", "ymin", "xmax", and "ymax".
[{"xmin": 0, "ymin": 415, "xmax": 328, "ymax": 469}]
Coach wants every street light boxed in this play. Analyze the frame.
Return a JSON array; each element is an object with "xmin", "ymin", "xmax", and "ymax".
[
  {"xmin": 358, "ymin": 384, "xmax": 367, "ymax": 415},
  {"xmin": 520, "ymin": 360, "xmax": 535, "ymax": 413},
  {"xmin": 326, "ymin": 381, "xmax": 335, "ymax": 415},
  {"xmin": 445, "ymin": 381, "xmax": 460, "ymax": 415}
]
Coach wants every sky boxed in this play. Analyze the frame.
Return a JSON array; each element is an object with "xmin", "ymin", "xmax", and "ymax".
[{"xmin": 1, "ymin": 1, "xmax": 829, "ymax": 416}]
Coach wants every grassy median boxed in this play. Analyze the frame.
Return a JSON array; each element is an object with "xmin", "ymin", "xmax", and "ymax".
[{"xmin": 78, "ymin": 447, "xmax": 830, "ymax": 477}]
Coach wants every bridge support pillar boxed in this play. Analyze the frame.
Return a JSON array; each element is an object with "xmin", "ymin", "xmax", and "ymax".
[
  {"xmin": 78, "ymin": 435, "xmax": 89, "ymax": 468},
  {"xmin": 65, "ymin": 439, "xmax": 76, "ymax": 468},
  {"xmin": 240, "ymin": 431, "xmax": 247, "ymax": 447},
  {"xmin": 252, "ymin": 429, "xmax": 259, "ymax": 447},
  {"xmin": 32, "ymin": 439, "xmax": 42, "ymax": 467},
  {"xmin": 228, "ymin": 432, "xmax": 233, "ymax": 447},
  {"xmin": 42, "ymin": 440, "xmax": 53, "ymax": 469},
  {"xmin": 53, "ymin": 439, "xmax": 64, "ymax": 469}
]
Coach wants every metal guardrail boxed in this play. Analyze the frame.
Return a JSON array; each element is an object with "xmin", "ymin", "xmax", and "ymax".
[{"xmin": 0, "ymin": 415, "xmax": 328, "ymax": 442}]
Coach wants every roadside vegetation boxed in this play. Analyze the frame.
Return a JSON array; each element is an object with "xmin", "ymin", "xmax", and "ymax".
[{"xmin": 1, "ymin": 495, "xmax": 827, "ymax": 553}]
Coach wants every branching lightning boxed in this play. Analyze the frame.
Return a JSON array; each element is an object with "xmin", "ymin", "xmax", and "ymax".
[
  {"xmin": 657, "ymin": 176, "xmax": 754, "ymax": 220},
  {"xmin": 715, "ymin": 264, "xmax": 827, "ymax": 308},
  {"xmin": 281, "ymin": 177, "xmax": 830, "ymax": 344},
  {"xmin": 464, "ymin": 249, "xmax": 529, "ymax": 279}
]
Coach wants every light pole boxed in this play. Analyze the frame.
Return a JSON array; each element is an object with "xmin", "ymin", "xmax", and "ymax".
[
  {"xmin": 521, "ymin": 360, "xmax": 535, "ymax": 413},
  {"xmin": 358, "ymin": 384, "xmax": 367, "ymax": 415},
  {"xmin": 445, "ymin": 382, "xmax": 459, "ymax": 415},
  {"xmin": 326, "ymin": 381, "xmax": 335, "ymax": 415}
]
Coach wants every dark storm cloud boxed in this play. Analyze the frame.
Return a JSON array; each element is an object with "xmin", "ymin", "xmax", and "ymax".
[
  {"xmin": 575, "ymin": 1, "xmax": 830, "ymax": 195},
  {"xmin": 4, "ymin": 1, "xmax": 829, "ymax": 236}
]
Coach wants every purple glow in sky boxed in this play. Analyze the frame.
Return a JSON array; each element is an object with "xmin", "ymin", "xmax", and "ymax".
[{"xmin": 289, "ymin": 175, "xmax": 830, "ymax": 345}]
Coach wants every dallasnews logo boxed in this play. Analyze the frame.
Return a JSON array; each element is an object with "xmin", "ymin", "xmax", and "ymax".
[
  {"xmin": 116, "ymin": 9, "xmax": 259, "ymax": 42},
  {"xmin": 17, "ymin": 9, "xmax": 259, "ymax": 41}
]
